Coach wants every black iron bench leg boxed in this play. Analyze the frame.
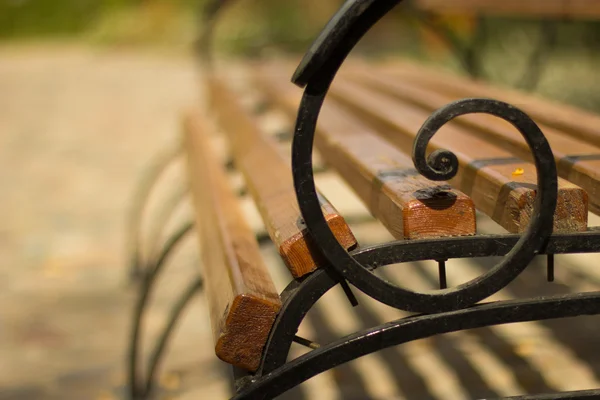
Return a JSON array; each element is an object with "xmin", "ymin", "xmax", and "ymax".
[
  {"xmin": 143, "ymin": 277, "xmax": 204, "ymax": 398},
  {"xmin": 128, "ymin": 220, "xmax": 196, "ymax": 399},
  {"xmin": 126, "ymin": 146, "xmax": 181, "ymax": 283}
]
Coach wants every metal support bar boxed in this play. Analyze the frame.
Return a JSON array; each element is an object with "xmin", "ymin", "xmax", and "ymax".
[
  {"xmin": 293, "ymin": 335, "xmax": 321, "ymax": 350},
  {"xmin": 437, "ymin": 259, "xmax": 448, "ymax": 289},
  {"xmin": 339, "ymin": 280, "xmax": 359, "ymax": 307},
  {"xmin": 126, "ymin": 146, "xmax": 181, "ymax": 283},
  {"xmin": 547, "ymin": 254, "xmax": 555, "ymax": 282}
]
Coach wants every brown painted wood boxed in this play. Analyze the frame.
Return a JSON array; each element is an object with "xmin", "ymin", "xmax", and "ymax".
[
  {"xmin": 207, "ymin": 77, "xmax": 357, "ymax": 279},
  {"xmin": 378, "ymin": 62, "xmax": 600, "ymax": 149},
  {"xmin": 182, "ymin": 110, "xmax": 281, "ymax": 372},
  {"xmin": 416, "ymin": 0, "xmax": 600, "ymax": 19},
  {"xmin": 254, "ymin": 68, "xmax": 477, "ymax": 239},
  {"xmin": 329, "ymin": 75, "xmax": 588, "ymax": 233},
  {"xmin": 349, "ymin": 67, "xmax": 600, "ymax": 217}
]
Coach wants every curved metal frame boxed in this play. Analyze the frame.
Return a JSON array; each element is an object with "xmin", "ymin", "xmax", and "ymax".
[
  {"xmin": 126, "ymin": 145, "xmax": 182, "ymax": 282},
  {"xmin": 128, "ymin": 220, "xmax": 196, "ymax": 399}
]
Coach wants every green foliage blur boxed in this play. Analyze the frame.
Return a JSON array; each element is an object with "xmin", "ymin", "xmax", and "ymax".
[
  {"xmin": 1, "ymin": 0, "xmax": 599, "ymax": 110},
  {"xmin": 0, "ymin": 0, "xmax": 201, "ymax": 44}
]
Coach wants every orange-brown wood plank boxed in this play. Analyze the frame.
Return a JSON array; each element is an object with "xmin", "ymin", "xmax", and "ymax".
[
  {"xmin": 183, "ymin": 110, "xmax": 281, "ymax": 372},
  {"xmin": 254, "ymin": 68, "xmax": 477, "ymax": 239},
  {"xmin": 329, "ymin": 76, "xmax": 588, "ymax": 233},
  {"xmin": 208, "ymin": 77, "xmax": 357, "ymax": 279},
  {"xmin": 378, "ymin": 62, "xmax": 600, "ymax": 149},
  {"xmin": 416, "ymin": 0, "xmax": 600, "ymax": 19},
  {"xmin": 349, "ymin": 67, "xmax": 600, "ymax": 216}
]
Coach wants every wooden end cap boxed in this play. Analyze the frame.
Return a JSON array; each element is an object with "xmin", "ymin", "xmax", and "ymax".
[
  {"xmin": 280, "ymin": 213, "xmax": 358, "ymax": 278},
  {"xmin": 404, "ymin": 185, "xmax": 477, "ymax": 239},
  {"xmin": 215, "ymin": 294, "xmax": 281, "ymax": 372}
]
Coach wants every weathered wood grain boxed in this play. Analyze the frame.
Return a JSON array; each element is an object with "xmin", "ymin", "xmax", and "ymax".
[
  {"xmin": 254, "ymin": 69, "xmax": 477, "ymax": 239},
  {"xmin": 330, "ymin": 75, "xmax": 588, "ymax": 233},
  {"xmin": 183, "ymin": 110, "xmax": 281, "ymax": 372},
  {"xmin": 208, "ymin": 78, "xmax": 357, "ymax": 278}
]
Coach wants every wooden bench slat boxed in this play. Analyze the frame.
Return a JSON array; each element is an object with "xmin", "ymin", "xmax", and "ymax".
[
  {"xmin": 254, "ymin": 69, "xmax": 477, "ymax": 240},
  {"xmin": 379, "ymin": 62, "xmax": 600, "ymax": 149},
  {"xmin": 330, "ymin": 76, "xmax": 588, "ymax": 233},
  {"xmin": 183, "ymin": 111, "xmax": 281, "ymax": 372},
  {"xmin": 349, "ymin": 68, "xmax": 600, "ymax": 216},
  {"xmin": 208, "ymin": 78, "xmax": 357, "ymax": 279}
]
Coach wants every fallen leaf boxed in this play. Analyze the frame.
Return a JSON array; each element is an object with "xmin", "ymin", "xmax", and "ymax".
[{"xmin": 512, "ymin": 168, "xmax": 525, "ymax": 177}]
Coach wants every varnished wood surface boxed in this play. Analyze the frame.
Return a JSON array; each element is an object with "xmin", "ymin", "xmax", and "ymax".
[
  {"xmin": 207, "ymin": 77, "xmax": 357, "ymax": 278},
  {"xmin": 378, "ymin": 62, "xmax": 600, "ymax": 149},
  {"xmin": 183, "ymin": 110, "xmax": 281, "ymax": 372},
  {"xmin": 349, "ymin": 67, "xmax": 600, "ymax": 217},
  {"xmin": 330, "ymin": 75, "xmax": 588, "ymax": 233},
  {"xmin": 416, "ymin": 0, "xmax": 600, "ymax": 19},
  {"xmin": 254, "ymin": 69, "xmax": 477, "ymax": 239}
]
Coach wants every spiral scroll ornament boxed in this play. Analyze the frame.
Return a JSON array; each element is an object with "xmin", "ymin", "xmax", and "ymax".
[{"xmin": 290, "ymin": 0, "xmax": 558, "ymax": 314}]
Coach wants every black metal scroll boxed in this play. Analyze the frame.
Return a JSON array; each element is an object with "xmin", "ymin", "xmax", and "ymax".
[{"xmin": 290, "ymin": 0, "xmax": 560, "ymax": 314}]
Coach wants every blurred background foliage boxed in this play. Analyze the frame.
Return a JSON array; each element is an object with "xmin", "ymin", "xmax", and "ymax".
[{"xmin": 1, "ymin": 0, "xmax": 599, "ymax": 110}]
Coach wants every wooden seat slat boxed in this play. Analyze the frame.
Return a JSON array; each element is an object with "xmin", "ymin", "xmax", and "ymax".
[
  {"xmin": 348, "ymin": 67, "xmax": 600, "ymax": 216},
  {"xmin": 378, "ymin": 63, "xmax": 600, "ymax": 149},
  {"xmin": 208, "ymin": 78, "xmax": 357, "ymax": 279},
  {"xmin": 328, "ymin": 75, "xmax": 588, "ymax": 233},
  {"xmin": 182, "ymin": 111, "xmax": 281, "ymax": 372},
  {"xmin": 254, "ymin": 69, "xmax": 477, "ymax": 240}
]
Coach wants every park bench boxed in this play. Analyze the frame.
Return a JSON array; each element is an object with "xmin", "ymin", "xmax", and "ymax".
[{"xmin": 127, "ymin": 1, "xmax": 600, "ymax": 399}]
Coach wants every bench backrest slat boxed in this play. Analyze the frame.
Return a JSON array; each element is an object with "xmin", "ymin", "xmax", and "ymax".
[{"xmin": 380, "ymin": 63, "xmax": 600, "ymax": 149}]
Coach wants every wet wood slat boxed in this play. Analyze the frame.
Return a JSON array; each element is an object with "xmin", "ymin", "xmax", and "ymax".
[{"xmin": 183, "ymin": 110, "xmax": 281, "ymax": 372}]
